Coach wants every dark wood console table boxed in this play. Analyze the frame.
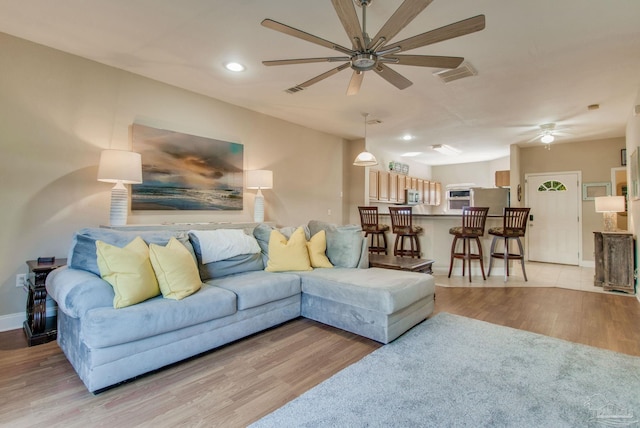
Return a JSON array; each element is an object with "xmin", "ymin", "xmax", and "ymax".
[
  {"xmin": 593, "ymin": 232, "xmax": 635, "ymax": 294},
  {"xmin": 24, "ymin": 258, "xmax": 66, "ymax": 346}
]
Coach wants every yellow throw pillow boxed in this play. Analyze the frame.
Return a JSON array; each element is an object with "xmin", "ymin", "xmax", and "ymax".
[
  {"xmin": 265, "ymin": 227, "xmax": 312, "ymax": 272},
  {"xmin": 149, "ymin": 237, "xmax": 202, "ymax": 300},
  {"xmin": 96, "ymin": 236, "xmax": 160, "ymax": 309},
  {"xmin": 307, "ymin": 230, "xmax": 333, "ymax": 268}
]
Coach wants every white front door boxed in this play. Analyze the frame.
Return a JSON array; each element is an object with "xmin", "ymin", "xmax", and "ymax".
[{"xmin": 525, "ymin": 172, "xmax": 581, "ymax": 265}]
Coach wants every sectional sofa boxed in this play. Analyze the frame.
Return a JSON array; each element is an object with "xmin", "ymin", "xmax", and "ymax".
[{"xmin": 46, "ymin": 221, "xmax": 435, "ymax": 393}]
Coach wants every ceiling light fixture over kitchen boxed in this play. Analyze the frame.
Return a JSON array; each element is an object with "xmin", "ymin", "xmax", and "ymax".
[
  {"xmin": 431, "ymin": 144, "xmax": 460, "ymax": 155},
  {"xmin": 353, "ymin": 113, "xmax": 378, "ymax": 167}
]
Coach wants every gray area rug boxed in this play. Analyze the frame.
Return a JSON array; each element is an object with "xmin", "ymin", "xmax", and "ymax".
[{"xmin": 251, "ymin": 313, "xmax": 640, "ymax": 427}]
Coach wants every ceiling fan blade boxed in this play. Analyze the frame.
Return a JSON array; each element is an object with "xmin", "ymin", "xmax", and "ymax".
[
  {"xmin": 384, "ymin": 54, "xmax": 464, "ymax": 69},
  {"xmin": 261, "ymin": 19, "xmax": 355, "ymax": 55},
  {"xmin": 346, "ymin": 70, "xmax": 364, "ymax": 96},
  {"xmin": 383, "ymin": 15, "xmax": 486, "ymax": 53},
  {"xmin": 331, "ymin": 0, "xmax": 365, "ymax": 50},
  {"xmin": 373, "ymin": 63, "xmax": 412, "ymax": 90},
  {"xmin": 368, "ymin": 0, "xmax": 433, "ymax": 50},
  {"xmin": 297, "ymin": 63, "xmax": 351, "ymax": 89},
  {"xmin": 263, "ymin": 57, "xmax": 350, "ymax": 66}
]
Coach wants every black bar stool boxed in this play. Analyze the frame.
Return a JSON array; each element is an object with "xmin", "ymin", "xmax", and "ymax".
[
  {"xmin": 389, "ymin": 206, "xmax": 423, "ymax": 258},
  {"xmin": 487, "ymin": 207, "xmax": 531, "ymax": 281},
  {"xmin": 448, "ymin": 207, "xmax": 489, "ymax": 282},
  {"xmin": 358, "ymin": 206, "xmax": 389, "ymax": 255}
]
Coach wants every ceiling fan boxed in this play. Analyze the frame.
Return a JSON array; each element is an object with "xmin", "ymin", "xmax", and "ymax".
[
  {"xmin": 261, "ymin": 0, "xmax": 486, "ymax": 95},
  {"xmin": 529, "ymin": 123, "xmax": 572, "ymax": 144}
]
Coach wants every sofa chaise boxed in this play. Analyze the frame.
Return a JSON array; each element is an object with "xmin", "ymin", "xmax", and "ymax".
[{"xmin": 46, "ymin": 220, "xmax": 435, "ymax": 393}]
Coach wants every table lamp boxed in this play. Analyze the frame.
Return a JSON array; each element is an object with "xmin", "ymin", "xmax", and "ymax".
[
  {"xmin": 594, "ymin": 195, "xmax": 625, "ymax": 232},
  {"xmin": 246, "ymin": 170, "xmax": 273, "ymax": 223},
  {"xmin": 97, "ymin": 149, "xmax": 143, "ymax": 226}
]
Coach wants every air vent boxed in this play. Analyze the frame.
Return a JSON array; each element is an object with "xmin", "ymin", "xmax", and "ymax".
[
  {"xmin": 285, "ymin": 86, "xmax": 305, "ymax": 94},
  {"xmin": 434, "ymin": 62, "xmax": 477, "ymax": 83}
]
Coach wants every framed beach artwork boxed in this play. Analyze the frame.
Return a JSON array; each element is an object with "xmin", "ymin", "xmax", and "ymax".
[{"xmin": 131, "ymin": 124, "xmax": 244, "ymax": 210}]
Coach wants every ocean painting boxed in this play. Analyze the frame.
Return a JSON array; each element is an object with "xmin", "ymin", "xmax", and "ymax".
[{"xmin": 131, "ymin": 124, "xmax": 243, "ymax": 210}]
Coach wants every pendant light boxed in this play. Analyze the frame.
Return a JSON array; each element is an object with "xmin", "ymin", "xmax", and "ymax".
[{"xmin": 353, "ymin": 113, "xmax": 378, "ymax": 167}]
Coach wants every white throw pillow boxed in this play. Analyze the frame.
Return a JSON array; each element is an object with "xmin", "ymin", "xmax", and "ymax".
[{"xmin": 190, "ymin": 229, "xmax": 261, "ymax": 264}]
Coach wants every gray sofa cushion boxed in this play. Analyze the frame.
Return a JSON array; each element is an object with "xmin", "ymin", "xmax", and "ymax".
[
  {"xmin": 299, "ymin": 268, "xmax": 434, "ymax": 314},
  {"xmin": 307, "ymin": 220, "xmax": 364, "ymax": 268},
  {"xmin": 81, "ymin": 283, "xmax": 237, "ymax": 348},
  {"xmin": 68, "ymin": 228, "xmax": 195, "ymax": 276},
  {"xmin": 211, "ymin": 271, "xmax": 301, "ymax": 310},
  {"xmin": 189, "ymin": 232, "xmax": 264, "ymax": 280}
]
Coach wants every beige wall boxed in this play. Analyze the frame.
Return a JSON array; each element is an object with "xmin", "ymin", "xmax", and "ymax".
[
  {"xmin": 625, "ymin": 91, "xmax": 640, "ymax": 302},
  {"xmin": 519, "ymin": 137, "xmax": 626, "ymax": 262},
  {"xmin": 0, "ymin": 33, "xmax": 347, "ymax": 320}
]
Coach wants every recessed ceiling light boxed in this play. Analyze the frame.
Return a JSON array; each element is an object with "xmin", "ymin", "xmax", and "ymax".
[
  {"xmin": 401, "ymin": 152, "xmax": 421, "ymax": 157},
  {"xmin": 402, "ymin": 134, "xmax": 413, "ymax": 141},
  {"xmin": 225, "ymin": 62, "xmax": 245, "ymax": 72}
]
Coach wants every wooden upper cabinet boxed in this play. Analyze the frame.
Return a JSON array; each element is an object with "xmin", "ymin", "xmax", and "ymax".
[
  {"xmin": 417, "ymin": 180, "xmax": 424, "ymax": 203},
  {"xmin": 434, "ymin": 182, "xmax": 442, "ymax": 206},
  {"xmin": 410, "ymin": 177, "xmax": 418, "ymax": 190},
  {"xmin": 378, "ymin": 171, "xmax": 390, "ymax": 202},
  {"xmin": 369, "ymin": 170, "xmax": 379, "ymax": 200},
  {"xmin": 389, "ymin": 173, "xmax": 398, "ymax": 203},
  {"xmin": 495, "ymin": 170, "xmax": 510, "ymax": 187},
  {"xmin": 397, "ymin": 175, "xmax": 406, "ymax": 203},
  {"xmin": 423, "ymin": 180, "xmax": 431, "ymax": 205}
]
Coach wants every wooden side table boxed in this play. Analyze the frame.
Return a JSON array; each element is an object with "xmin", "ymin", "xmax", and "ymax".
[
  {"xmin": 593, "ymin": 232, "xmax": 635, "ymax": 294},
  {"xmin": 23, "ymin": 258, "xmax": 66, "ymax": 346},
  {"xmin": 369, "ymin": 254, "xmax": 434, "ymax": 274}
]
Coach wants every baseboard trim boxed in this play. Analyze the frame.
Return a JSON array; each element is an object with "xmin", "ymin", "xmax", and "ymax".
[{"xmin": 0, "ymin": 312, "xmax": 25, "ymax": 332}]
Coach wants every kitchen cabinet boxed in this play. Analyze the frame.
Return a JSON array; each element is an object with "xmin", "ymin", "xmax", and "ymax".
[
  {"xmin": 594, "ymin": 231, "xmax": 635, "ymax": 293},
  {"xmin": 495, "ymin": 170, "xmax": 510, "ymax": 187},
  {"xmin": 378, "ymin": 171, "xmax": 389, "ymax": 201},
  {"xmin": 397, "ymin": 175, "xmax": 406, "ymax": 203},
  {"xmin": 369, "ymin": 170, "xmax": 379, "ymax": 200}
]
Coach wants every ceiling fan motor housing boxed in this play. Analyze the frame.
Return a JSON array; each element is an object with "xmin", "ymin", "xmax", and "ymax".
[{"xmin": 352, "ymin": 53, "xmax": 377, "ymax": 71}]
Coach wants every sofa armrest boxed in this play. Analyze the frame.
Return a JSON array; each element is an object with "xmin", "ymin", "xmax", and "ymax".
[{"xmin": 46, "ymin": 266, "xmax": 114, "ymax": 318}]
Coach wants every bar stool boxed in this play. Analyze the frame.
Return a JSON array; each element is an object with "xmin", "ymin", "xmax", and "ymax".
[
  {"xmin": 487, "ymin": 207, "xmax": 531, "ymax": 282},
  {"xmin": 448, "ymin": 207, "xmax": 489, "ymax": 282},
  {"xmin": 358, "ymin": 206, "xmax": 389, "ymax": 255},
  {"xmin": 389, "ymin": 206, "xmax": 423, "ymax": 258}
]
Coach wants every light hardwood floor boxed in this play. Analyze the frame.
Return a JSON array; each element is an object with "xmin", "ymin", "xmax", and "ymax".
[{"xmin": 1, "ymin": 268, "xmax": 639, "ymax": 427}]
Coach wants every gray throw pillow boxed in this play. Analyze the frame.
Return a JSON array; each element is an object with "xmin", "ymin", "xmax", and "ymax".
[{"xmin": 308, "ymin": 220, "xmax": 364, "ymax": 268}]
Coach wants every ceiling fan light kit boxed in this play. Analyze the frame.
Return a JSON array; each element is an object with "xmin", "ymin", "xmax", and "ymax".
[{"xmin": 261, "ymin": 0, "xmax": 486, "ymax": 96}]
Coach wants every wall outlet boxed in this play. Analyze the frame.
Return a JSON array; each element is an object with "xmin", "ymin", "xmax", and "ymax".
[{"xmin": 16, "ymin": 273, "xmax": 27, "ymax": 288}]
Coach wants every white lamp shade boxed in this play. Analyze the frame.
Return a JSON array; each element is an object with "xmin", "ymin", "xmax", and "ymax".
[
  {"xmin": 353, "ymin": 151, "xmax": 378, "ymax": 166},
  {"xmin": 97, "ymin": 150, "xmax": 143, "ymax": 184},
  {"xmin": 595, "ymin": 196, "xmax": 625, "ymax": 213},
  {"xmin": 246, "ymin": 170, "xmax": 273, "ymax": 189}
]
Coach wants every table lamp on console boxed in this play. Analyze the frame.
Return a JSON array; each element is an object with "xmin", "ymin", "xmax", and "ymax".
[
  {"xmin": 97, "ymin": 149, "xmax": 143, "ymax": 226},
  {"xmin": 595, "ymin": 195, "xmax": 626, "ymax": 232}
]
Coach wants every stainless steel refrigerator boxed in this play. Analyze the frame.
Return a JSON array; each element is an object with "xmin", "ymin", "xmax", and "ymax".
[{"xmin": 470, "ymin": 187, "xmax": 510, "ymax": 216}]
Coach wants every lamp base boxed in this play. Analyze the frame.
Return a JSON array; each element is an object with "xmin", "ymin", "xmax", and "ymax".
[
  {"xmin": 602, "ymin": 212, "xmax": 617, "ymax": 232},
  {"xmin": 254, "ymin": 189, "xmax": 265, "ymax": 223},
  {"xmin": 109, "ymin": 182, "xmax": 129, "ymax": 226}
]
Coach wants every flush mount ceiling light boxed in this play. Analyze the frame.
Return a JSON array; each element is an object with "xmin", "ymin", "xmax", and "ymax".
[
  {"xmin": 402, "ymin": 134, "xmax": 413, "ymax": 141},
  {"xmin": 401, "ymin": 152, "xmax": 421, "ymax": 157},
  {"xmin": 431, "ymin": 144, "xmax": 460, "ymax": 155},
  {"xmin": 225, "ymin": 62, "xmax": 245, "ymax": 72}
]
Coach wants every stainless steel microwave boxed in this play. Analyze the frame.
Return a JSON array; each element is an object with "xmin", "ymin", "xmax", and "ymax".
[
  {"xmin": 405, "ymin": 189, "xmax": 420, "ymax": 205},
  {"xmin": 446, "ymin": 188, "xmax": 471, "ymax": 212}
]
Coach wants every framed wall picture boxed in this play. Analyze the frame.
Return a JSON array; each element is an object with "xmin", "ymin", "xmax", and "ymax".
[
  {"xmin": 131, "ymin": 124, "xmax": 244, "ymax": 210},
  {"xmin": 631, "ymin": 149, "xmax": 639, "ymax": 200},
  {"xmin": 621, "ymin": 148, "xmax": 627, "ymax": 166},
  {"xmin": 582, "ymin": 182, "xmax": 611, "ymax": 200}
]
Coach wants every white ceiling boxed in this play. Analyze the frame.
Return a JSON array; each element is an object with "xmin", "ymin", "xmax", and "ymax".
[{"xmin": 1, "ymin": 0, "xmax": 639, "ymax": 165}]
